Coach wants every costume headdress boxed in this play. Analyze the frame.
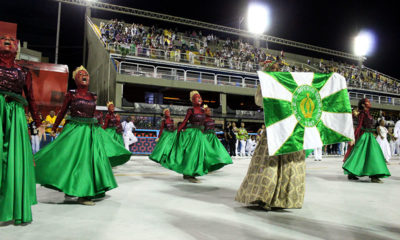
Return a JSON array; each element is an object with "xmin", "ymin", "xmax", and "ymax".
[
  {"xmin": 162, "ymin": 108, "xmax": 169, "ymax": 115},
  {"xmin": 190, "ymin": 90, "xmax": 200, "ymax": 102},
  {"xmin": 72, "ymin": 65, "xmax": 88, "ymax": 80},
  {"xmin": 0, "ymin": 21, "xmax": 17, "ymax": 38},
  {"xmin": 107, "ymin": 101, "xmax": 114, "ymax": 107}
]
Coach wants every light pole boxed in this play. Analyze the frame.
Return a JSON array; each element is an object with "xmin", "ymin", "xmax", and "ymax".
[
  {"xmin": 55, "ymin": 1, "xmax": 61, "ymax": 64},
  {"xmin": 55, "ymin": 0, "xmax": 95, "ymax": 65},
  {"xmin": 83, "ymin": 0, "xmax": 95, "ymax": 66},
  {"xmin": 239, "ymin": 16, "xmax": 244, "ymax": 30},
  {"xmin": 83, "ymin": 5, "xmax": 91, "ymax": 66}
]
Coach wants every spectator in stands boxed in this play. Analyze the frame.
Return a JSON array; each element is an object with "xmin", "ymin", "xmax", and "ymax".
[
  {"xmin": 100, "ymin": 19, "xmax": 398, "ymax": 95},
  {"xmin": 43, "ymin": 111, "xmax": 56, "ymax": 132},
  {"xmin": 26, "ymin": 112, "xmax": 33, "ymax": 124},
  {"xmin": 43, "ymin": 110, "xmax": 56, "ymax": 143}
]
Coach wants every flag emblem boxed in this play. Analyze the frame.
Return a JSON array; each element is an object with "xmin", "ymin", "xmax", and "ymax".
[
  {"xmin": 258, "ymin": 71, "xmax": 355, "ymax": 156},
  {"xmin": 292, "ymin": 85, "xmax": 322, "ymax": 127}
]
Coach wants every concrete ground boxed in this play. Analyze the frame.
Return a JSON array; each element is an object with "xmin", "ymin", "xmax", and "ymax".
[{"xmin": 1, "ymin": 155, "xmax": 400, "ymax": 240}]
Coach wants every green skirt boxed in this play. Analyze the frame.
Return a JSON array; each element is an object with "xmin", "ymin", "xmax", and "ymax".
[
  {"xmin": 0, "ymin": 95, "xmax": 36, "ymax": 224},
  {"xmin": 105, "ymin": 127, "xmax": 124, "ymax": 146},
  {"xmin": 149, "ymin": 130, "xmax": 177, "ymax": 164},
  {"xmin": 204, "ymin": 130, "xmax": 232, "ymax": 164},
  {"xmin": 104, "ymin": 127, "xmax": 131, "ymax": 167},
  {"xmin": 343, "ymin": 132, "xmax": 391, "ymax": 178},
  {"xmin": 34, "ymin": 119, "xmax": 129, "ymax": 197},
  {"xmin": 166, "ymin": 127, "xmax": 232, "ymax": 176},
  {"xmin": 305, "ymin": 149, "xmax": 314, "ymax": 158}
]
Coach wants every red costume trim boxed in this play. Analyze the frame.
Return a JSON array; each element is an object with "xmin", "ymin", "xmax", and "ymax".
[{"xmin": 343, "ymin": 110, "xmax": 370, "ymax": 162}]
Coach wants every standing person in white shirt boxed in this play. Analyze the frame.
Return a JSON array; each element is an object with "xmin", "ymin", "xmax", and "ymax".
[
  {"xmin": 376, "ymin": 119, "xmax": 392, "ymax": 163},
  {"xmin": 389, "ymin": 128, "xmax": 397, "ymax": 155},
  {"xmin": 393, "ymin": 119, "xmax": 400, "ymax": 156},
  {"xmin": 122, "ymin": 116, "xmax": 137, "ymax": 151}
]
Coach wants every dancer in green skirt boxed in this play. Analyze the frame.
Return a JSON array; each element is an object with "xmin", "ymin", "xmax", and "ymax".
[
  {"xmin": 102, "ymin": 101, "xmax": 130, "ymax": 167},
  {"xmin": 149, "ymin": 108, "xmax": 177, "ymax": 164},
  {"xmin": 166, "ymin": 91, "xmax": 232, "ymax": 183},
  {"xmin": 203, "ymin": 105, "xmax": 232, "ymax": 164},
  {"xmin": 34, "ymin": 66, "xmax": 131, "ymax": 206},
  {"xmin": 0, "ymin": 29, "xmax": 42, "ymax": 224},
  {"xmin": 103, "ymin": 101, "xmax": 125, "ymax": 147},
  {"xmin": 343, "ymin": 98, "xmax": 390, "ymax": 183}
]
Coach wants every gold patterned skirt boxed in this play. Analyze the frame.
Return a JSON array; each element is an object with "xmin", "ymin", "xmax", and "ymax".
[{"xmin": 235, "ymin": 133, "xmax": 306, "ymax": 209}]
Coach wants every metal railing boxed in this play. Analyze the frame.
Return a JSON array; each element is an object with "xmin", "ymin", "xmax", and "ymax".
[
  {"xmin": 119, "ymin": 62, "xmax": 400, "ymax": 106},
  {"xmin": 109, "ymin": 44, "xmax": 400, "ymax": 94},
  {"xmin": 119, "ymin": 61, "xmax": 258, "ymax": 89},
  {"xmin": 118, "ymin": 61, "xmax": 400, "ymax": 106},
  {"xmin": 348, "ymin": 92, "xmax": 400, "ymax": 106},
  {"xmin": 347, "ymin": 80, "xmax": 399, "ymax": 94}
]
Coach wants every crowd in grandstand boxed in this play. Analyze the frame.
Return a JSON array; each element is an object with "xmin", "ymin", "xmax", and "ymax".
[
  {"xmin": 99, "ymin": 19, "xmax": 283, "ymax": 73},
  {"xmin": 319, "ymin": 62, "xmax": 400, "ymax": 93},
  {"xmin": 99, "ymin": 19, "xmax": 400, "ymax": 94}
]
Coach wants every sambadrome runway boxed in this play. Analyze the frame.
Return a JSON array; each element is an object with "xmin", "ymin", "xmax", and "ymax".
[{"xmin": 2, "ymin": 156, "xmax": 400, "ymax": 240}]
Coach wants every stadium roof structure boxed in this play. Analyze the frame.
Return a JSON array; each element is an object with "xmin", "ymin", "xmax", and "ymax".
[{"xmin": 54, "ymin": 0, "xmax": 360, "ymax": 61}]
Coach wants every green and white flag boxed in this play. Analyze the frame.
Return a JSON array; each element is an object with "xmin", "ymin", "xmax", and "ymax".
[{"xmin": 258, "ymin": 71, "xmax": 354, "ymax": 156}]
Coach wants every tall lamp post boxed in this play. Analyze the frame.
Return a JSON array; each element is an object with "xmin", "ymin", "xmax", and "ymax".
[
  {"xmin": 54, "ymin": 0, "xmax": 95, "ymax": 65},
  {"xmin": 83, "ymin": 0, "xmax": 94, "ymax": 66},
  {"xmin": 55, "ymin": 1, "xmax": 61, "ymax": 64}
]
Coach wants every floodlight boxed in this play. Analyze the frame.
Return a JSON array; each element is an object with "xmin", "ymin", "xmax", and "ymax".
[
  {"xmin": 354, "ymin": 30, "xmax": 376, "ymax": 56},
  {"xmin": 247, "ymin": 3, "xmax": 270, "ymax": 35}
]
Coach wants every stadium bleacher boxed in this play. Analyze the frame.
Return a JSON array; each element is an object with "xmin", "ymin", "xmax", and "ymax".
[{"xmin": 97, "ymin": 19, "xmax": 400, "ymax": 95}]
